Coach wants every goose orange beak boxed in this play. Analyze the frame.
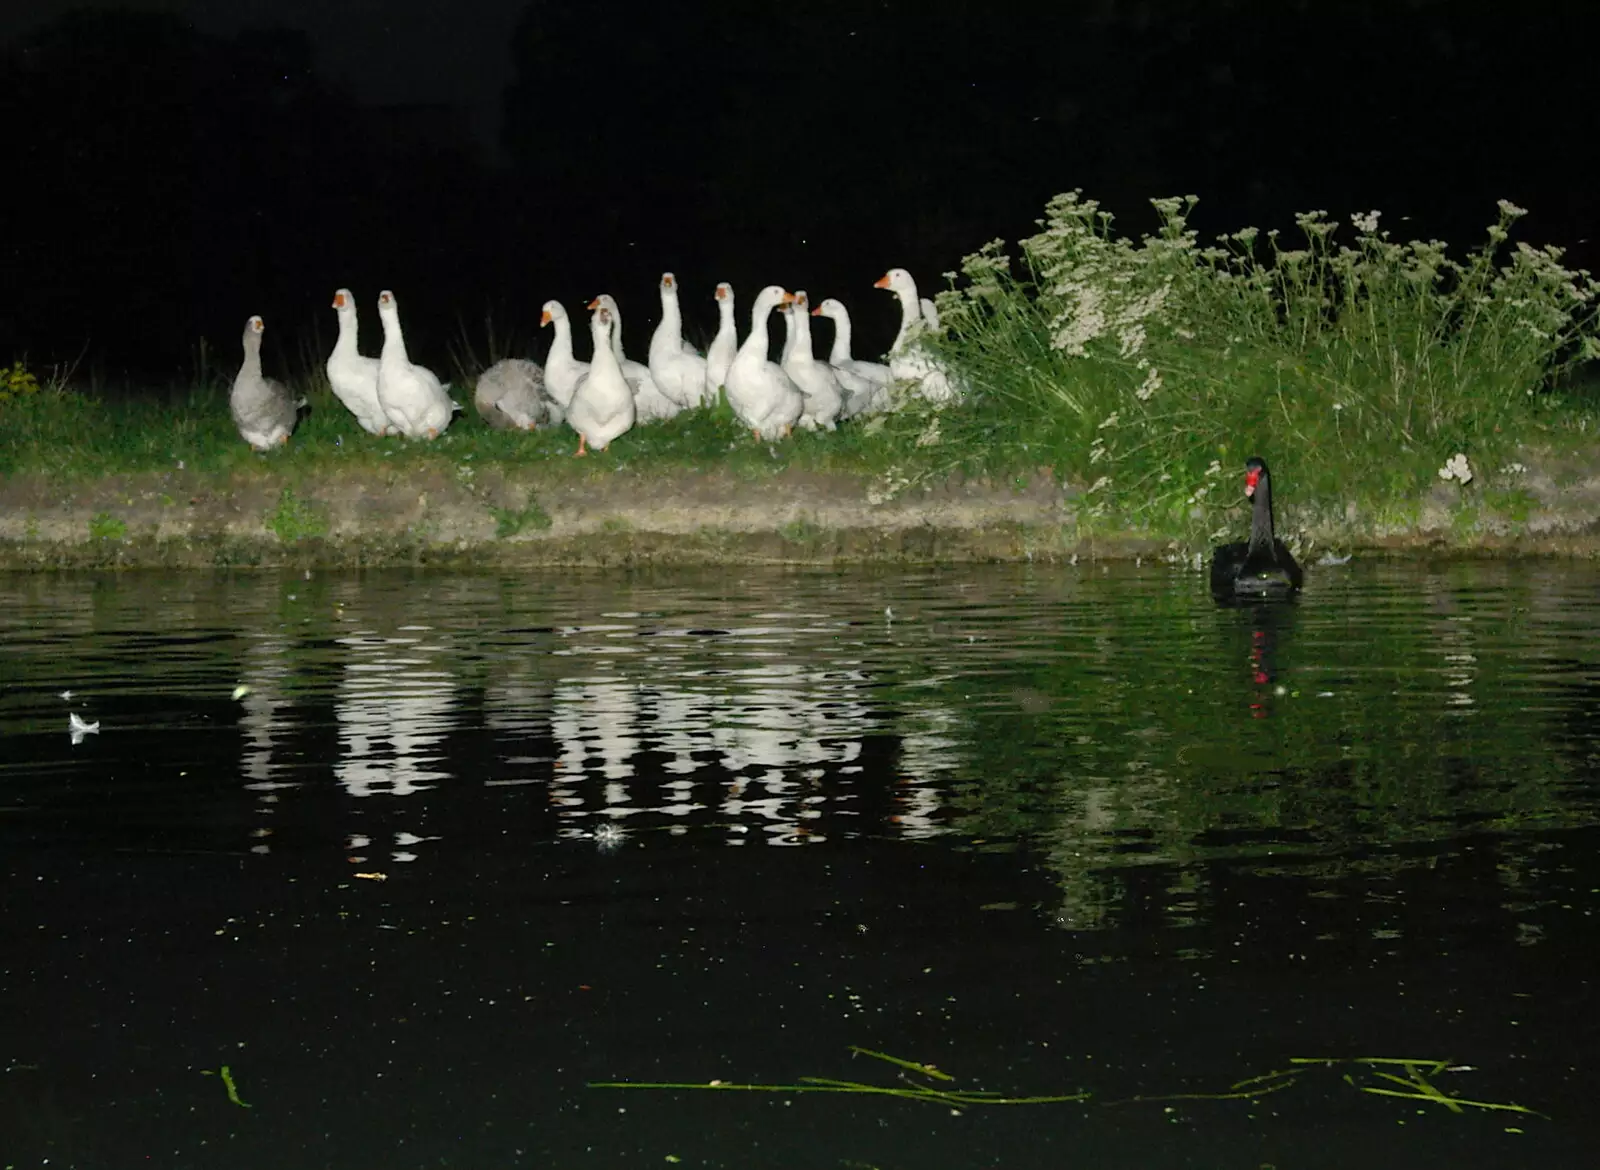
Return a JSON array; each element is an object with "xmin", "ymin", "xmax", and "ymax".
[
  {"xmin": 873, "ymin": 274, "xmax": 891, "ymax": 289},
  {"xmin": 780, "ymin": 292, "xmax": 797, "ymax": 305},
  {"xmin": 662, "ymin": 274, "xmax": 675, "ymax": 287},
  {"xmin": 332, "ymin": 292, "xmax": 346, "ymax": 309},
  {"xmin": 540, "ymin": 309, "xmax": 552, "ymax": 326},
  {"xmin": 587, "ymin": 297, "xmax": 602, "ymax": 311},
  {"xmin": 715, "ymin": 285, "xmax": 727, "ymax": 300},
  {"xmin": 810, "ymin": 305, "xmax": 824, "ymax": 316}
]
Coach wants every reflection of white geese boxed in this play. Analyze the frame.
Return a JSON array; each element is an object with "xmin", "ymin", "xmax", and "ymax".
[
  {"xmin": 894, "ymin": 702, "xmax": 960, "ymax": 838},
  {"xmin": 704, "ymin": 660, "xmax": 882, "ymax": 844},
  {"xmin": 551, "ymin": 677, "xmax": 640, "ymax": 781},
  {"xmin": 335, "ymin": 628, "xmax": 456, "ymax": 797}
]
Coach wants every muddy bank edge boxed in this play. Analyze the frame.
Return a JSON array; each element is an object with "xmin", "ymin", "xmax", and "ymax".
[{"xmin": 3, "ymin": 461, "xmax": 1600, "ymax": 570}]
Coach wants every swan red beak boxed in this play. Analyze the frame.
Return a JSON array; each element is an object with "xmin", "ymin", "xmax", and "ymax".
[
  {"xmin": 1245, "ymin": 466, "xmax": 1262, "ymax": 497},
  {"xmin": 873, "ymin": 274, "xmax": 892, "ymax": 289}
]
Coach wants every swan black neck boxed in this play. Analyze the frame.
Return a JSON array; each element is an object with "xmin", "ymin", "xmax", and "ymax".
[{"xmin": 1248, "ymin": 463, "xmax": 1277, "ymax": 552}]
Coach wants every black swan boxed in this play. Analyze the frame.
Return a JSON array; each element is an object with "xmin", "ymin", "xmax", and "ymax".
[{"xmin": 1209, "ymin": 457, "xmax": 1304, "ymax": 602}]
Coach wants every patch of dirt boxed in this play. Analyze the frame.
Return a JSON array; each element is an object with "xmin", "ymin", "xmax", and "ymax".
[{"xmin": 2, "ymin": 456, "xmax": 1600, "ymax": 569}]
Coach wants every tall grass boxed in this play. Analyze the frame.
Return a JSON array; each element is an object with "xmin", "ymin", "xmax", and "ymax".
[{"xmin": 914, "ymin": 192, "xmax": 1600, "ymax": 536}]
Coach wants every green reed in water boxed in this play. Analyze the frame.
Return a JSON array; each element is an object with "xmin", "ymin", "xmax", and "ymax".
[{"xmin": 590, "ymin": 1045, "xmax": 1543, "ymax": 1119}]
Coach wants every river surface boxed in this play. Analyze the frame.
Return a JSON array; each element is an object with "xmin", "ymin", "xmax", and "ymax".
[{"xmin": 2, "ymin": 562, "xmax": 1597, "ymax": 1169}]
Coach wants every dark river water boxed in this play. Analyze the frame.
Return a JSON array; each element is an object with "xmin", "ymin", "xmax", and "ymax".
[{"xmin": 2, "ymin": 562, "xmax": 1597, "ymax": 1170}]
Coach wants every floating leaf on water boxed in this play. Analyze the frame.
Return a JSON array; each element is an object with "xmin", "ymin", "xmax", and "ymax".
[{"xmin": 68, "ymin": 712, "xmax": 100, "ymax": 745}]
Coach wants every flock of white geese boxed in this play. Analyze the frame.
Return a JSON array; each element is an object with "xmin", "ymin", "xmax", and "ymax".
[{"xmin": 229, "ymin": 268, "xmax": 960, "ymax": 455}]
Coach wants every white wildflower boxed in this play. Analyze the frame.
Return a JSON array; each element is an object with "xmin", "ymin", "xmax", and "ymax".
[
  {"xmin": 1294, "ymin": 210, "xmax": 1336, "ymax": 239},
  {"xmin": 1496, "ymin": 199, "xmax": 1528, "ymax": 220},
  {"xmin": 1097, "ymin": 411, "xmax": 1120, "ymax": 430},
  {"xmin": 916, "ymin": 417, "xmax": 942, "ymax": 447},
  {"xmin": 1438, "ymin": 453, "xmax": 1474, "ymax": 485},
  {"xmin": 1205, "ymin": 459, "xmax": 1222, "ymax": 478},
  {"xmin": 1351, "ymin": 209, "xmax": 1382, "ymax": 235},
  {"xmin": 1086, "ymin": 476, "xmax": 1110, "ymax": 494},
  {"xmin": 1500, "ymin": 462, "xmax": 1527, "ymax": 475},
  {"xmin": 1135, "ymin": 366, "xmax": 1162, "ymax": 401}
]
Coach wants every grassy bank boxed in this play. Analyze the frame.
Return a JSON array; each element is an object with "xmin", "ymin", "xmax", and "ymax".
[{"xmin": 5, "ymin": 191, "xmax": 1599, "ymax": 562}]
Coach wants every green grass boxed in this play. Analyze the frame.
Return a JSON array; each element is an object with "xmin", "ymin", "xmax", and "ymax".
[
  {"xmin": 5, "ymin": 188, "xmax": 1598, "ymax": 553},
  {"xmin": 490, "ymin": 495, "xmax": 553, "ymax": 538},
  {"xmin": 0, "ymin": 376, "xmax": 914, "ymax": 488},
  {"xmin": 87, "ymin": 511, "xmax": 126, "ymax": 541},
  {"xmin": 265, "ymin": 487, "xmax": 328, "ymax": 542}
]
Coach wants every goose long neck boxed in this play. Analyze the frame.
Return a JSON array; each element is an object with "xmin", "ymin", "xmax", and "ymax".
[
  {"xmin": 591, "ymin": 318, "xmax": 620, "ymax": 374},
  {"xmin": 241, "ymin": 331, "xmax": 263, "ymax": 376},
  {"xmin": 605, "ymin": 301, "xmax": 626, "ymax": 361},
  {"xmin": 828, "ymin": 309, "xmax": 853, "ymax": 364},
  {"xmin": 661, "ymin": 289, "xmax": 682, "ymax": 335},
  {"xmin": 379, "ymin": 310, "xmax": 408, "ymax": 363},
  {"xmin": 780, "ymin": 305, "xmax": 797, "ymax": 363},
  {"xmin": 332, "ymin": 311, "xmax": 358, "ymax": 357},
  {"xmin": 548, "ymin": 314, "xmax": 573, "ymax": 363},
  {"xmin": 792, "ymin": 302, "xmax": 815, "ymax": 358},
  {"xmin": 740, "ymin": 298, "xmax": 775, "ymax": 360},
  {"xmin": 893, "ymin": 288, "xmax": 919, "ymax": 351},
  {"xmin": 1248, "ymin": 475, "xmax": 1277, "ymax": 551}
]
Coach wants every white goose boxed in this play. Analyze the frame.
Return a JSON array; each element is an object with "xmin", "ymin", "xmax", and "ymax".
[
  {"xmin": 725, "ymin": 285, "xmax": 804, "ymax": 440},
  {"xmin": 375, "ymin": 290, "xmax": 455, "ymax": 438},
  {"xmin": 474, "ymin": 358, "xmax": 549, "ymax": 431},
  {"xmin": 589, "ymin": 294, "xmax": 679, "ymax": 422},
  {"xmin": 231, "ymin": 316, "xmax": 299, "ymax": 450},
  {"xmin": 540, "ymin": 300, "xmax": 589, "ymax": 411},
  {"xmin": 326, "ymin": 289, "xmax": 388, "ymax": 435},
  {"xmin": 874, "ymin": 267, "xmax": 957, "ymax": 404},
  {"xmin": 704, "ymin": 282, "xmax": 738, "ymax": 399},
  {"xmin": 648, "ymin": 273, "xmax": 710, "ymax": 409},
  {"xmin": 566, "ymin": 304, "xmax": 635, "ymax": 455},
  {"xmin": 780, "ymin": 291, "xmax": 843, "ymax": 430},
  {"xmin": 812, "ymin": 297, "xmax": 891, "ymax": 418}
]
